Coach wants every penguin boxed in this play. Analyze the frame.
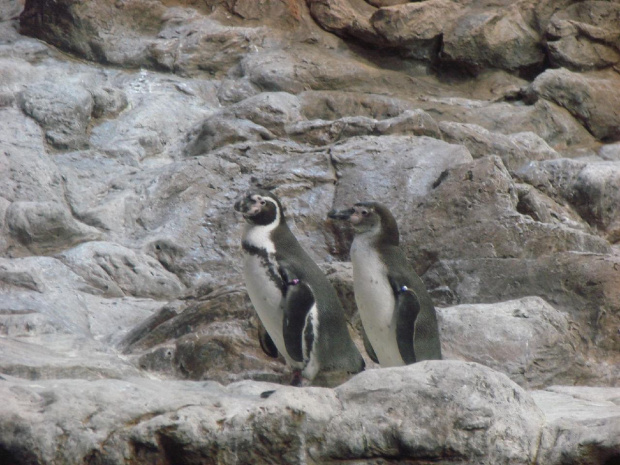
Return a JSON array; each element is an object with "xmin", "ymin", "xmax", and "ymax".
[
  {"xmin": 234, "ymin": 188, "xmax": 365, "ymax": 386},
  {"xmin": 328, "ymin": 202, "xmax": 442, "ymax": 367}
]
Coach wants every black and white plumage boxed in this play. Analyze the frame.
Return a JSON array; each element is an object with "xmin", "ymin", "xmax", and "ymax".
[
  {"xmin": 328, "ymin": 202, "xmax": 442, "ymax": 367},
  {"xmin": 234, "ymin": 188, "xmax": 364, "ymax": 385}
]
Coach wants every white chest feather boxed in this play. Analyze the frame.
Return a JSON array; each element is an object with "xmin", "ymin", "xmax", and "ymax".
[
  {"xmin": 241, "ymin": 222, "xmax": 299, "ymax": 366},
  {"xmin": 351, "ymin": 237, "xmax": 404, "ymax": 367}
]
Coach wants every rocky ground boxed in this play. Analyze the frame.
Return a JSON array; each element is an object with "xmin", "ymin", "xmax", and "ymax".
[{"xmin": 0, "ymin": 0, "xmax": 619, "ymax": 463}]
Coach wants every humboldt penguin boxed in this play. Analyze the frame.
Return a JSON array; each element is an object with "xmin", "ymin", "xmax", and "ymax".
[
  {"xmin": 328, "ymin": 202, "xmax": 442, "ymax": 366},
  {"xmin": 234, "ymin": 188, "xmax": 364, "ymax": 386}
]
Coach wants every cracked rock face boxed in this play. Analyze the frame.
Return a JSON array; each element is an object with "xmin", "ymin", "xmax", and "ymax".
[{"xmin": 1, "ymin": 0, "xmax": 619, "ymax": 463}]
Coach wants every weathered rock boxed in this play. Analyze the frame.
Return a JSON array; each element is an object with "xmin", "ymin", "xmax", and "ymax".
[
  {"xmin": 17, "ymin": 80, "xmax": 94, "ymax": 149},
  {"xmin": 546, "ymin": 1, "xmax": 620, "ymax": 71},
  {"xmin": 438, "ymin": 296, "xmax": 590, "ymax": 389},
  {"xmin": 442, "ymin": 4, "xmax": 544, "ymax": 72},
  {"xmin": 0, "ymin": 362, "xmax": 548, "ymax": 464},
  {"xmin": 332, "ymin": 155, "xmax": 610, "ymax": 272},
  {"xmin": 425, "ymin": 252, "xmax": 620, "ymax": 359},
  {"xmin": 516, "ymin": 158, "xmax": 620, "ymax": 242},
  {"xmin": 329, "ymin": 135, "xmax": 473, "ymax": 213},
  {"xmin": 439, "ymin": 121, "xmax": 559, "ymax": 171},
  {"xmin": 6, "ymin": 201, "xmax": 102, "ymax": 255},
  {"xmin": 308, "ymin": 0, "xmax": 382, "ymax": 43},
  {"xmin": 370, "ymin": 0, "xmax": 463, "ymax": 60},
  {"xmin": 528, "ymin": 68, "xmax": 620, "ymax": 142},
  {"xmin": 286, "ymin": 109, "xmax": 441, "ymax": 145},
  {"xmin": 184, "ymin": 115, "xmax": 275, "ymax": 156},
  {"xmin": 533, "ymin": 386, "xmax": 620, "ymax": 465},
  {"xmin": 57, "ymin": 241, "xmax": 186, "ymax": 299}
]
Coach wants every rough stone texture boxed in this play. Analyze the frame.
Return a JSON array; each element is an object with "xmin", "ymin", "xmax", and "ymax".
[
  {"xmin": 528, "ymin": 68, "xmax": 620, "ymax": 142},
  {"xmin": 0, "ymin": 362, "xmax": 547, "ymax": 465},
  {"xmin": 437, "ymin": 296, "xmax": 590, "ymax": 389},
  {"xmin": 516, "ymin": 158, "xmax": 620, "ymax": 242},
  {"xmin": 0, "ymin": 0, "xmax": 619, "ymax": 462},
  {"xmin": 546, "ymin": 1, "xmax": 620, "ymax": 71}
]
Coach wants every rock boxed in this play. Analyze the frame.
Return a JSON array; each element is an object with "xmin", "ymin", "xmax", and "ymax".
[
  {"xmin": 308, "ymin": 0, "xmax": 382, "ymax": 43},
  {"xmin": 329, "ymin": 135, "xmax": 473, "ymax": 214},
  {"xmin": 0, "ymin": 108, "xmax": 65, "ymax": 208},
  {"xmin": 516, "ymin": 158, "xmax": 620, "ymax": 242},
  {"xmin": 528, "ymin": 68, "xmax": 620, "ymax": 142},
  {"xmin": 149, "ymin": 11, "xmax": 267, "ymax": 77},
  {"xmin": 352, "ymin": 156, "xmax": 611, "ymax": 274},
  {"xmin": 425, "ymin": 252, "xmax": 620, "ymax": 360},
  {"xmin": 438, "ymin": 296, "xmax": 590, "ymax": 389},
  {"xmin": 0, "ymin": 361, "xmax": 547, "ymax": 464},
  {"xmin": 286, "ymin": 109, "xmax": 441, "ymax": 145},
  {"xmin": 89, "ymin": 70, "xmax": 212, "ymax": 162},
  {"xmin": 17, "ymin": 80, "xmax": 94, "ymax": 149},
  {"xmin": 2, "ymin": 0, "xmax": 619, "ymax": 461},
  {"xmin": 90, "ymin": 86, "xmax": 128, "ymax": 119},
  {"xmin": 299, "ymin": 90, "xmax": 412, "ymax": 120},
  {"xmin": 6, "ymin": 201, "xmax": 102, "ymax": 255},
  {"xmin": 533, "ymin": 386, "xmax": 620, "ymax": 465},
  {"xmin": 57, "ymin": 241, "xmax": 186, "ymax": 299},
  {"xmin": 546, "ymin": 1, "xmax": 620, "ymax": 71},
  {"xmin": 184, "ymin": 115, "xmax": 275, "ymax": 156},
  {"xmin": 225, "ymin": 91, "xmax": 303, "ymax": 137},
  {"xmin": 599, "ymin": 142, "xmax": 620, "ymax": 161},
  {"xmin": 439, "ymin": 122, "xmax": 559, "ymax": 171},
  {"xmin": 442, "ymin": 5, "xmax": 544, "ymax": 72},
  {"xmin": 370, "ymin": 0, "xmax": 463, "ymax": 60}
]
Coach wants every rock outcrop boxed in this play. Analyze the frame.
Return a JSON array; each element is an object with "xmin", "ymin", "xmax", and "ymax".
[{"xmin": 1, "ymin": 0, "xmax": 619, "ymax": 463}]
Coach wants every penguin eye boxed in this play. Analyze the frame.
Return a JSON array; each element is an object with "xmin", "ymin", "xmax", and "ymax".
[
  {"xmin": 361, "ymin": 210, "xmax": 369, "ymax": 216},
  {"xmin": 260, "ymin": 200, "xmax": 266, "ymax": 206}
]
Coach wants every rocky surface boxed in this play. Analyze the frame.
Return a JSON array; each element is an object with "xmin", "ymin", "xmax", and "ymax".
[{"xmin": 1, "ymin": 0, "xmax": 619, "ymax": 463}]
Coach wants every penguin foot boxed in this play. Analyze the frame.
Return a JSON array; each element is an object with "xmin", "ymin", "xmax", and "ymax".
[{"xmin": 290, "ymin": 370, "xmax": 303, "ymax": 387}]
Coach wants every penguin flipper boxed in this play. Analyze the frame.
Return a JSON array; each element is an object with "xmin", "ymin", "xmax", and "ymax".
[
  {"xmin": 389, "ymin": 276, "xmax": 421, "ymax": 365},
  {"xmin": 258, "ymin": 322, "xmax": 279, "ymax": 358},
  {"xmin": 361, "ymin": 325, "xmax": 379, "ymax": 364},
  {"xmin": 279, "ymin": 266, "xmax": 315, "ymax": 364}
]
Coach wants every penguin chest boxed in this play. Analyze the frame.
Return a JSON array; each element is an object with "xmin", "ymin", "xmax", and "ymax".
[
  {"xmin": 351, "ymin": 241, "xmax": 404, "ymax": 367},
  {"xmin": 242, "ymin": 253, "xmax": 288, "ymax": 356}
]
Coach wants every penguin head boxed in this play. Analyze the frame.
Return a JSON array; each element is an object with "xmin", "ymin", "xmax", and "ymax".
[
  {"xmin": 329, "ymin": 202, "xmax": 399, "ymax": 244},
  {"xmin": 234, "ymin": 189, "xmax": 284, "ymax": 227}
]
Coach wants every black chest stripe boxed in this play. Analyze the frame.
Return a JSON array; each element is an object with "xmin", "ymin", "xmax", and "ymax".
[{"xmin": 242, "ymin": 241, "xmax": 285, "ymax": 293}]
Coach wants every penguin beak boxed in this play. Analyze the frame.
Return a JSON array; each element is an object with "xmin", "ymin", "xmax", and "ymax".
[
  {"xmin": 234, "ymin": 195, "xmax": 254, "ymax": 216},
  {"xmin": 327, "ymin": 208, "xmax": 354, "ymax": 221}
]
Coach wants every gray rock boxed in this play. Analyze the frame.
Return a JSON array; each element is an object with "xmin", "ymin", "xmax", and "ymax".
[
  {"xmin": 438, "ymin": 296, "xmax": 590, "ymax": 389},
  {"xmin": 370, "ymin": 0, "xmax": 463, "ymax": 60},
  {"xmin": 0, "ymin": 361, "xmax": 547, "ymax": 464},
  {"xmin": 330, "ymin": 135, "xmax": 473, "ymax": 210},
  {"xmin": 0, "ymin": 108, "xmax": 65, "ymax": 205},
  {"xmin": 2, "ymin": 0, "xmax": 619, "ymax": 462},
  {"xmin": 17, "ymin": 81, "xmax": 94, "ymax": 149},
  {"xmin": 528, "ymin": 68, "xmax": 620, "ymax": 142},
  {"xmin": 442, "ymin": 6, "xmax": 544, "ymax": 72},
  {"xmin": 6, "ymin": 201, "xmax": 102, "ymax": 255},
  {"xmin": 425, "ymin": 252, "xmax": 620, "ymax": 361},
  {"xmin": 439, "ymin": 122, "xmax": 559, "ymax": 171},
  {"xmin": 516, "ymin": 158, "xmax": 620, "ymax": 242},
  {"xmin": 184, "ymin": 115, "xmax": 276, "ymax": 156},
  {"xmin": 533, "ymin": 386, "xmax": 620, "ymax": 465},
  {"xmin": 546, "ymin": 1, "xmax": 620, "ymax": 71},
  {"xmin": 57, "ymin": 241, "xmax": 186, "ymax": 299}
]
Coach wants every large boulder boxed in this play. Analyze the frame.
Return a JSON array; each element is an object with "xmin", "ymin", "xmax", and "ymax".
[
  {"xmin": 0, "ymin": 362, "xmax": 547, "ymax": 464},
  {"xmin": 438, "ymin": 296, "xmax": 590, "ymax": 389},
  {"xmin": 516, "ymin": 158, "xmax": 620, "ymax": 242},
  {"xmin": 546, "ymin": 1, "xmax": 620, "ymax": 71},
  {"xmin": 527, "ymin": 68, "xmax": 620, "ymax": 142}
]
